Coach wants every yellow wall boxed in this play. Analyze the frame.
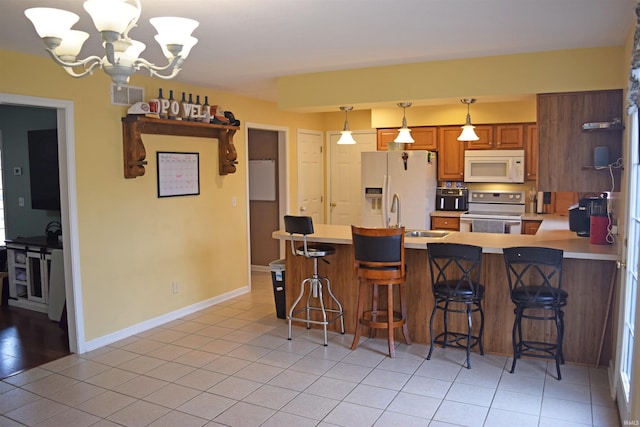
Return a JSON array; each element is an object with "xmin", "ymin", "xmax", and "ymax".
[
  {"xmin": 0, "ymin": 49, "xmax": 322, "ymax": 341},
  {"xmin": 278, "ymin": 47, "xmax": 625, "ymax": 112}
]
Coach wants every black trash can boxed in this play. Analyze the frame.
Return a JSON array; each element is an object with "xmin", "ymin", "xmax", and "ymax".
[{"xmin": 269, "ymin": 259, "xmax": 286, "ymax": 319}]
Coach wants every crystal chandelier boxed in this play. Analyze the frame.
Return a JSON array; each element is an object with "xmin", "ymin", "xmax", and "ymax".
[{"xmin": 24, "ymin": 0, "xmax": 199, "ymax": 89}]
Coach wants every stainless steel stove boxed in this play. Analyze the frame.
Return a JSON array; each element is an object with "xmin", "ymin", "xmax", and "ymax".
[{"xmin": 459, "ymin": 190, "xmax": 525, "ymax": 234}]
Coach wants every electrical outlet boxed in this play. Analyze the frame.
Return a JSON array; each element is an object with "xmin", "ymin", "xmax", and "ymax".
[
  {"xmin": 172, "ymin": 281, "xmax": 179, "ymax": 294},
  {"xmin": 18, "ymin": 197, "xmax": 24, "ymax": 207},
  {"xmin": 232, "ymin": 196, "xmax": 237, "ymax": 207}
]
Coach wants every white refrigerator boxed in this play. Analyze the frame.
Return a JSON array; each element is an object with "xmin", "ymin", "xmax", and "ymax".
[{"xmin": 361, "ymin": 150, "xmax": 437, "ymax": 230}]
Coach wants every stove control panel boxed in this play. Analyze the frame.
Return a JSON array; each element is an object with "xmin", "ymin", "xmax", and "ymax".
[{"xmin": 469, "ymin": 190, "xmax": 525, "ymax": 205}]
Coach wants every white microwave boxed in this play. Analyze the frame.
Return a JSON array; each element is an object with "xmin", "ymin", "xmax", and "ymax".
[{"xmin": 464, "ymin": 149, "xmax": 525, "ymax": 183}]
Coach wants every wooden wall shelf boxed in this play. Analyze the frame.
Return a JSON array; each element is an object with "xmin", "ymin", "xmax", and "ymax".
[{"xmin": 121, "ymin": 115, "xmax": 239, "ymax": 179}]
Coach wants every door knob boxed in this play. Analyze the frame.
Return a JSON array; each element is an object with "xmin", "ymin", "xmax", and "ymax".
[
  {"xmin": 617, "ymin": 261, "xmax": 626, "ymax": 269},
  {"xmin": 330, "ymin": 202, "xmax": 337, "ymax": 207},
  {"xmin": 300, "ymin": 206, "xmax": 307, "ymax": 212}
]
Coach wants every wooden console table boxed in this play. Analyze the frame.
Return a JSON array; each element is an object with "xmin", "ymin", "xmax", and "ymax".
[{"xmin": 121, "ymin": 115, "xmax": 240, "ymax": 178}]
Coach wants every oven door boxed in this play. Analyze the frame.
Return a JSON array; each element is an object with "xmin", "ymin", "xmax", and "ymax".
[{"xmin": 460, "ymin": 216, "xmax": 522, "ymax": 234}]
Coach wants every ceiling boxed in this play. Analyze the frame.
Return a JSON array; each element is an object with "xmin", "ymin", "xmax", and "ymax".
[{"xmin": 0, "ymin": 0, "xmax": 635, "ymax": 110}]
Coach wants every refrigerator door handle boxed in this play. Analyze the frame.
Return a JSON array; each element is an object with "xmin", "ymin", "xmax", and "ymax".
[{"xmin": 382, "ymin": 174, "xmax": 390, "ymax": 227}]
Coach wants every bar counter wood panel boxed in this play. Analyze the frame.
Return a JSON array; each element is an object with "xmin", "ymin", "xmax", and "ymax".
[{"xmin": 285, "ymin": 245, "xmax": 614, "ymax": 366}]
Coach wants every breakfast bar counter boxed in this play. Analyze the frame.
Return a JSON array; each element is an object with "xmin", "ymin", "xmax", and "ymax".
[{"xmin": 272, "ymin": 216, "xmax": 620, "ymax": 366}]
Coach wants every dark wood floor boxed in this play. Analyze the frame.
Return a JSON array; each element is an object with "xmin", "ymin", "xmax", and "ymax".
[{"xmin": 0, "ymin": 305, "xmax": 70, "ymax": 379}]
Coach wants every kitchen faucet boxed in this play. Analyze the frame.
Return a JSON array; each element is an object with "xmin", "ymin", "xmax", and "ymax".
[{"xmin": 390, "ymin": 193, "xmax": 401, "ymax": 227}]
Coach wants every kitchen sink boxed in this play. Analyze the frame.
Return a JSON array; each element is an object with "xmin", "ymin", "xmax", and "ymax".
[{"xmin": 404, "ymin": 230, "xmax": 450, "ymax": 238}]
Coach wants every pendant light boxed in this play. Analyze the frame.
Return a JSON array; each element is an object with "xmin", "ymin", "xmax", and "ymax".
[
  {"xmin": 457, "ymin": 98, "xmax": 480, "ymax": 141},
  {"xmin": 394, "ymin": 102, "xmax": 415, "ymax": 143},
  {"xmin": 336, "ymin": 106, "xmax": 357, "ymax": 145}
]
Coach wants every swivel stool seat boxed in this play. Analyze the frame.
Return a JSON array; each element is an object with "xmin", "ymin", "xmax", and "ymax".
[
  {"xmin": 426, "ymin": 243, "xmax": 485, "ymax": 369},
  {"xmin": 503, "ymin": 246, "xmax": 567, "ymax": 380},
  {"xmin": 351, "ymin": 225, "xmax": 410, "ymax": 358},
  {"xmin": 285, "ymin": 215, "xmax": 344, "ymax": 346}
]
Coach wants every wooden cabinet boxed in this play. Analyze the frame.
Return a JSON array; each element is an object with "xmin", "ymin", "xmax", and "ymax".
[
  {"xmin": 437, "ymin": 127, "xmax": 466, "ymax": 181},
  {"xmin": 525, "ymin": 124, "xmax": 538, "ymax": 181},
  {"xmin": 431, "ymin": 216, "xmax": 460, "ymax": 231},
  {"xmin": 522, "ymin": 220, "xmax": 542, "ymax": 235},
  {"xmin": 376, "ymin": 127, "xmax": 437, "ymax": 151},
  {"xmin": 410, "ymin": 127, "xmax": 438, "ymax": 150},
  {"xmin": 462, "ymin": 125, "xmax": 494, "ymax": 150},
  {"xmin": 537, "ymin": 90, "xmax": 622, "ymax": 192},
  {"xmin": 495, "ymin": 124, "xmax": 525, "ymax": 149},
  {"xmin": 465, "ymin": 124, "xmax": 524, "ymax": 149},
  {"xmin": 376, "ymin": 128, "xmax": 397, "ymax": 150}
]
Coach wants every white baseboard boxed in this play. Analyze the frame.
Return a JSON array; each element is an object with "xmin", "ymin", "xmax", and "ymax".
[
  {"xmin": 251, "ymin": 265, "xmax": 271, "ymax": 273},
  {"xmin": 82, "ymin": 286, "xmax": 250, "ymax": 353}
]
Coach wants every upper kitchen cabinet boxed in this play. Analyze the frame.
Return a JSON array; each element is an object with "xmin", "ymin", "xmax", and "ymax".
[
  {"xmin": 465, "ymin": 124, "xmax": 525, "ymax": 150},
  {"xmin": 495, "ymin": 124, "xmax": 525, "ymax": 149},
  {"xmin": 537, "ymin": 90, "xmax": 623, "ymax": 192},
  {"xmin": 438, "ymin": 126, "xmax": 465, "ymax": 181},
  {"xmin": 376, "ymin": 127, "xmax": 437, "ymax": 151},
  {"xmin": 525, "ymin": 124, "xmax": 538, "ymax": 182},
  {"xmin": 377, "ymin": 128, "xmax": 397, "ymax": 150},
  {"xmin": 462, "ymin": 125, "xmax": 494, "ymax": 149},
  {"xmin": 410, "ymin": 127, "xmax": 438, "ymax": 150}
]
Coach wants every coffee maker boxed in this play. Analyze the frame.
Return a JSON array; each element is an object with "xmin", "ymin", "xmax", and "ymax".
[{"xmin": 568, "ymin": 196, "xmax": 607, "ymax": 237}]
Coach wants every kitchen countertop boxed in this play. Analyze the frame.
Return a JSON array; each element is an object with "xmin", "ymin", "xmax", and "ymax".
[
  {"xmin": 273, "ymin": 215, "xmax": 620, "ymax": 261},
  {"xmin": 5, "ymin": 236, "xmax": 63, "ymax": 250}
]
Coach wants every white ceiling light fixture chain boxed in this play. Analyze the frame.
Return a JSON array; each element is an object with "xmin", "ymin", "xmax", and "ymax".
[
  {"xmin": 458, "ymin": 98, "xmax": 480, "ymax": 141},
  {"xmin": 394, "ymin": 102, "xmax": 415, "ymax": 144},
  {"xmin": 337, "ymin": 106, "xmax": 357, "ymax": 145},
  {"xmin": 24, "ymin": 0, "xmax": 199, "ymax": 89}
]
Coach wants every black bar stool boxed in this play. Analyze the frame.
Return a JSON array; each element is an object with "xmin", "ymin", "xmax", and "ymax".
[
  {"xmin": 351, "ymin": 225, "xmax": 410, "ymax": 358},
  {"xmin": 426, "ymin": 243, "xmax": 484, "ymax": 368},
  {"xmin": 284, "ymin": 215, "xmax": 344, "ymax": 346},
  {"xmin": 503, "ymin": 246, "xmax": 567, "ymax": 380}
]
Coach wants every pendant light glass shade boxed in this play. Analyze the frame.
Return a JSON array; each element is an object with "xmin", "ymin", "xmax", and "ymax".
[
  {"xmin": 457, "ymin": 99, "xmax": 480, "ymax": 141},
  {"xmin": 394, "ymin": 102, "xmax": 414, "ymax": 143},
  {"xmin": 337, "ymin": 106, "xmax": 357, "ymax": 145}
]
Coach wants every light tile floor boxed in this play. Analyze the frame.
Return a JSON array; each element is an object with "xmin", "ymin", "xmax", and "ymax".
[{"xmin": 0, "ymin": 271, "xmax": 621, "ymax": 426}]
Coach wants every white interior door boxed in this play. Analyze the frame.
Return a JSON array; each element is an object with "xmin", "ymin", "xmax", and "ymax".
[
  {"xmin": 297, "ymin": 129, "xmax": 323, "ymax": 222},
  {"xmin": 616, "ymin": 111, "xmax": 639, "ymax": 422},
  {"xmin": 328, "ymin": 131, "xmax": 376, "ymax": 225}
]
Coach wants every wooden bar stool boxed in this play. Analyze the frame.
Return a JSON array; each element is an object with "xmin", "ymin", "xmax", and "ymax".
[
  {"xmin": 503, "ymin": 246, "xmax": 567, "ymax": 380},
  {"xmin": 351, "ymin": 225, "xmax": 410, "ymax": 358},
  {"xmin": 285, "ymin": 215, "xmax": 344, "ymax": 346}
]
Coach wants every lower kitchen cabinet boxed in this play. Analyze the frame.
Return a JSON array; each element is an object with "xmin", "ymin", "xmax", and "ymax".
[
  {"xmin": 431, "ymin": 216, "xmax": 460, "ymax": 231},
  {"xmin": 6, "ymin": 242, "xmax": 54, "ymax": 313},
  {"xmin": 522, "ymin": 220, "xmax": 542, "ymax": 235}
]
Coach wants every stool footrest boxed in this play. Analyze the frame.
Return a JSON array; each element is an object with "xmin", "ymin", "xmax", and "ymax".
[
  {"xmin": 289, "ymin": 306, "xmax": 344, "ymax": 327},
  {"xmin": 515, "ymin": 340, "xmax": 561, "ymax": 359},
  {"xmin": 432, "ymin": 331, "xmax": 482, "ymax": 351},
  {"xmin": 360, "ymin": 310, "xmax": 405, "ymax": 330}
]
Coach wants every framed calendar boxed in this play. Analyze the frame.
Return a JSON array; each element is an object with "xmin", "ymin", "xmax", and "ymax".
[{"xmin": 157, "ymin": 151, "xmax": 200, "ymax": 197}]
